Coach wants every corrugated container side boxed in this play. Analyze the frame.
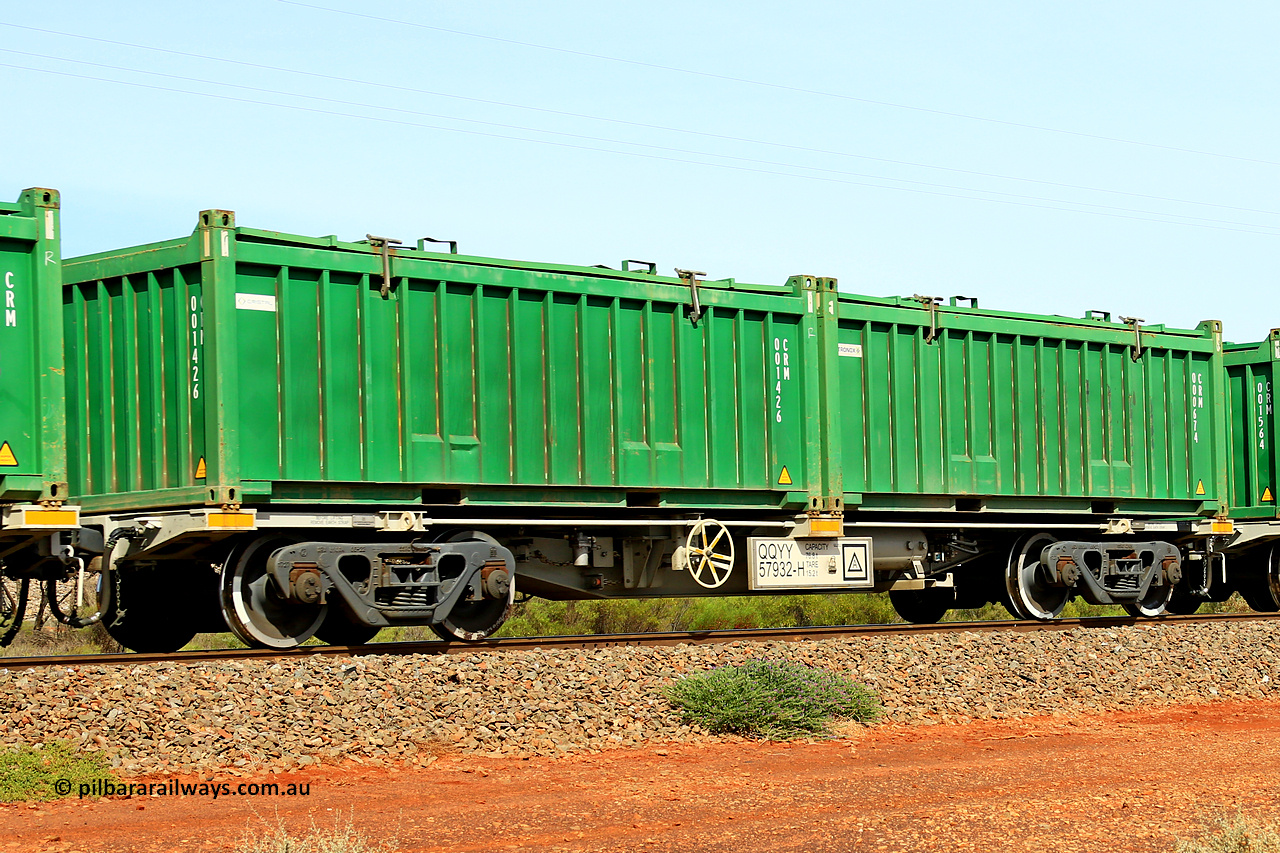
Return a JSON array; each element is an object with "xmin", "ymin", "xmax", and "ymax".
[
  {"xmin": 62, "ymin": 215, "xmax": 818, "ymax": 512},
  {"xmin": 836, "ymin": 296, "xmax": 1228, "ymax": 515},
  {"xmin": 63, "ymin": 256, "xmax": 206, "ymax": 502},
  {"xmin": 0, "ymin": 188, "xmax": 65, "ymax": 501},
  {"xmin": 1224, "ymin": 333, "xmax": 1279, "ymax": 518}
]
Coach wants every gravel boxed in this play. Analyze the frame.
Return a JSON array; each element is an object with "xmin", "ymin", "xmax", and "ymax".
[{"xmin": 2, "ymin": 621, "xmax": 1279, "ymax": 774}]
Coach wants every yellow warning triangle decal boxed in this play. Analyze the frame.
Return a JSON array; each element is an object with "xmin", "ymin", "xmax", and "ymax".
[
  {"xmin": 195, "ymin": 457, "xmax": 207, "ymax": 479},
  {"xmin": 1195, "ymin": 479, "xmax": 1206, "ymax": 496},
  {"xmin": 1265, "ymin": 487, "xmax": 1274, "ymax": 502},
  {"xmin": 778, "ymin": 466, "xmax": 792, "ymax": 486},
  {"xmin": 0, "ymin": 442, "xmax": 17, "ymax": 467}
]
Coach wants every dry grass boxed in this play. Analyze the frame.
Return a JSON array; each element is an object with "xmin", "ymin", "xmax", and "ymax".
[
  {"xmin": 1178, "ymin": 815, "xmax": 1280, "ymax": 853},
  {"xmin": 236, "ymin": 812, "xmax": 398, "ymax": 853},
  {"xmin": 0, "ymin": 623, "xmax": 117, "ymax": 658}
]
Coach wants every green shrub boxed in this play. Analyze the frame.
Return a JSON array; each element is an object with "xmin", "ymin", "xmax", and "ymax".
[
  {"xmin": 665, "ymin": 660, "xmax": 880, "ymax": 739},
  {"xmin": 0, "ymin": 741, "xmax": 114, "ymax": 802},
  {"xmin": 1177, "ymin": 814, "xmax": 1280, "ymax": 853}
]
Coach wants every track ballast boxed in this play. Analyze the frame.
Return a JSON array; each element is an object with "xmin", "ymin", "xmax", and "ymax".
[{"xmin": 2, "ymin": 611, "xmax": 1275, "ymax": 672}]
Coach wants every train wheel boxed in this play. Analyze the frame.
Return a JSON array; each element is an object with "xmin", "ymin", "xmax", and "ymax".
[
  {"xmin": 430, "ymin": 531, "xmax": 515, "ymax": 643},
  {"xmin": 220, "ymin": 537, "xmax": 326, "ymax": 649},
  {"xmin": 314, "ymin": 608, "xmax": 380, "ymax": 646},
  {"xmin": 1239, "ymin": 546, "xmax": 1280, "ymax": 612},
  {"xmin": 0, "ymin": 577, "xmax": 28, "ymax": 646},
  {"xmin": 889, "ymin": 588, "xmax": 954, "ymax": 624},
  {"xmin": 101, "ymin": 564, "xmax": 200, "ymax": 653},
  {"xmin": 1121, "ymin": 581, "xmax": 1173, "ymax": 618},
  {"xmin": 1005, "ymin": 533, "xmax": 1068, "ymax": 621},
  {"xmin": 1164, "ymin": 587, "xmax": 1204, "ymax": 615},
  {"xmin": 431, "ymin": 593, "xmax": 513, "ymax": 642}
]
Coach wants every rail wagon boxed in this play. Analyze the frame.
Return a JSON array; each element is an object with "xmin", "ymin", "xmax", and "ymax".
[{"xmin": 0, "ymin": 192, "xmax": 1267, "ymax": 653}]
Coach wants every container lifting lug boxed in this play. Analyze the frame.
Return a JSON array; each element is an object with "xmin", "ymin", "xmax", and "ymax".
[
  {"xmin": 367, "ymin": 234, "xmax": 404, "ymax": 298},
  {"xmin": 675, "ymin": 268, "xmax": 706, "ymax": 325},
  {"xmin": 1120, "ymin": 316, "xmax": 1144, "ymax": 361},
  {"xmin": 418, "ymin": 236, "xmax": 457, "ymax": 254},
  {"xmin": 912, "ymin": 295, "xmax": 943, "ymax": 344}
]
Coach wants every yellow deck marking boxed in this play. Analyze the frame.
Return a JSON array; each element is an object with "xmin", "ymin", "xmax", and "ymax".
[
  {"xmin": 778, "ymin": 466, "xmax": 792, "ymax": 486},
  {"xmin": 195, "ymin": 457, "xmax": 207, "ymax": 478},
  {"xmin": 208, "ymin": 513, "xmax": 254, "ymax": 528},
  {"xmin": 0, "ymin": 442, "xmax": 19, "ymax": 467}
]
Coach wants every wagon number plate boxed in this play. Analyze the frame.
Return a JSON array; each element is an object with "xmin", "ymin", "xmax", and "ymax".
[{"xmin": 747, "ymin": 537, "xmax": 874, "ymax": 590}]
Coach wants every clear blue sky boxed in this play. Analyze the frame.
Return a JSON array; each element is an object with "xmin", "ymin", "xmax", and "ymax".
[{"xmin": 4, "ymin": 1, "xmax": 1277, "ymax": 340}]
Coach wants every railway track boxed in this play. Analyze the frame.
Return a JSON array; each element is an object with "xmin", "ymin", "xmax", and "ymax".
[{"xmin": 1, "ymin": 611, "xmax": 1276, "ymax": 672}]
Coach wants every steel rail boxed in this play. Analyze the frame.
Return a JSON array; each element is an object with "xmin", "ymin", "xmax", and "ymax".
[{"xmin": 2, "ymin": 611, "xmax": 1277, "ymax": 672}]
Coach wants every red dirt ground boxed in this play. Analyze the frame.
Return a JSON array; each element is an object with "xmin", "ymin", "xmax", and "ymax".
[{"xmin": 7, "ymin": 700, "xmax": 1280, "ymax": 853}]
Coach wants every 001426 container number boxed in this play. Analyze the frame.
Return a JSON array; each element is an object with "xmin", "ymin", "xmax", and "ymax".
[{"xmin": 773, "ymin": 337, "xmax": 790, "ymax": 424}]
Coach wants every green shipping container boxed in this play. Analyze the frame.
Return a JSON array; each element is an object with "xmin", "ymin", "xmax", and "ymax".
[
  {"xmin": 833, "ymin": 296, "xmax": 1229, "ymax": 517},
  {"xmin": 1224, "ymin": 332, "xmax": 1280, "ymax": 518},
  {"xmin": 61, "ymin": 208, "xmax": 1230, "ymax": 522},
  {"xmin": 0, "ymin": 188, "xmax": 67, "ymax": 502},
  {"xmin": 62, "ymin": 212, "xmax": 826, "ymax": 514}
]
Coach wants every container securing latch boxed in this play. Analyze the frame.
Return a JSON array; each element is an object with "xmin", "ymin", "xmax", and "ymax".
[
  {"xmin": 912, "ymin": 295, "xmax": 943, "ymax": 344},
  {"xmin": 675, "ymin": 268, "xmax": 706, "ymax": 325},
  {"xmin": 1120, "ymin": 316, "xmax": 1144, "ymax": 361},
  {"xmin": 367, "ymin": 235, "xmax": 403, "ymax": 298}
]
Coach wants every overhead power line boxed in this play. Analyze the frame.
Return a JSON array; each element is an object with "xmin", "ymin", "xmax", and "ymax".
[
  {"xmin": 278, "ymin": 0, "xmax": 1280, "ymax": 169},
  {"xmin": 4, "ymin": 60, "xmax": 1277, "ymax": 238},
  {"xmin": 7, "ymin": 47, "xmax": 1275, "ymax": 231},
  {"xmin": 1, "ymin": 22, "xmax": 1274, "ymax": 220}
]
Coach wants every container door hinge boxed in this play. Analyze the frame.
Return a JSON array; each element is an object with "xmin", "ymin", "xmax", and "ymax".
[
  {"xmin": 367, "ymin": 235, "xmax": 404, "ymax": 298},
  {"xmin": 1120, "ymin": 316, "xmax": 1144, "ymax": 361},
  {"xmin": 675, "ymin": 268, "xmax": 706, "ymax": 325},
  {"xmin": 913, "ymin": 295, "xmax": 943, "ymax": 344}
]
